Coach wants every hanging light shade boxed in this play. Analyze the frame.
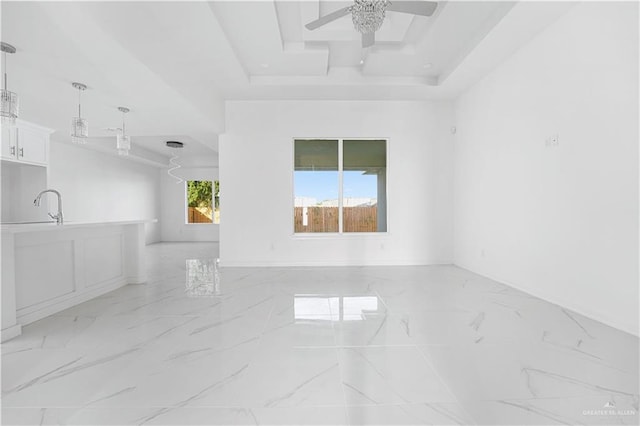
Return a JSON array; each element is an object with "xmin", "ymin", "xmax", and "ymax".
[
  {"xmin": 70, "ymin": 82, "xmax": 88, "ymax": 144},
  {"xmin": 1, "ymin": 42, "xmax": 19, "ymax": 124},
  {"xmin": 117, "ymin": 106, "xmax": 131, "ymax": 156},
  {"xmin": 351, "ymin": 0, "xmax": 389, "ymax": 34}
]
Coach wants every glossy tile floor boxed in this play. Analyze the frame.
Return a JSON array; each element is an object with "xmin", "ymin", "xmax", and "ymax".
[{"xmin": 2, "ymin": 242, "xmax": 638, "ymax": 425}]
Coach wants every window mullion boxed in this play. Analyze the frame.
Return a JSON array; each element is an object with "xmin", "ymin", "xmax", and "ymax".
[{"xmin": 338, "ymin": 139, "xmax": 343, "ymax": 234}]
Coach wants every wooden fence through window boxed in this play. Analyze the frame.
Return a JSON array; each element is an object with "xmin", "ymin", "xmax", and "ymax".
[
  {"xmin": 294, "ymin": 206, "xmax": 377, "ymax": 233},
  {"xmin": 188, "ymin": 207, "xmax": 213, "ymax": 223}
]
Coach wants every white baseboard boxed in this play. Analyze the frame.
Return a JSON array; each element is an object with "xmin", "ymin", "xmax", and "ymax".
[
  {"xmin": 455, "ymin": 262, "xmax": 639, "ymax": 338},
  {"xmin": 219, "ymin": 259, "xmax": 454, "ymax": 268},
  {"xmin": 17, "ymin": 278, "xmax": 128, "ymax": 326},
  {"xmin": 127, "ymin": 274, "xmax": 148, "ymax": 284},
  {"xmin": 1, "ymin": 324, "xmax": 22, "ymax": 342}
]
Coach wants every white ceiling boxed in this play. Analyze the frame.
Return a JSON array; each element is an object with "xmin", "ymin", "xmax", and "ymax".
[{"xmin": 1, "ymin": 1, "xmax": 576, "ymax": 166}]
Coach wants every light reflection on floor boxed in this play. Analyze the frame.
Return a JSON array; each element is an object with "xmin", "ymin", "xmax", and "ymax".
[
  {"xmin": 185, "ymin": 259, "xmax": 381, "ymax": 322},
  {"xmin": 185, "ymin": 258, "xmax": 220, "ymax": 297},
  {"xmin": 294, "ymin": 295, "xmax": 380, "ymax": 321}
]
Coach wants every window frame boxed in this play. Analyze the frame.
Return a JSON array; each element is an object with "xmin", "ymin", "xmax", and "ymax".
[{"xmin": 291, "ymin": 137, "xmax": 389, "ymax": 237}]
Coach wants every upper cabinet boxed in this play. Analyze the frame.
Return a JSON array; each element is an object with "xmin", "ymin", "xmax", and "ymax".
[
  {"xmin": 0, "ymin": 125, "xmax": 15, "ymax": 160},
  {"xmin": 1, "ymin": 120, "xmax": 53, "ymax": 166}
]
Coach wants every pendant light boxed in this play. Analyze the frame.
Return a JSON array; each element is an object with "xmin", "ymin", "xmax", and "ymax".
[
  {"xmin": 0, "ymin": 42, "xmax": 18, "ymax": 124},
  {"xmin": 70, "ymin": 82, "xmax": 88, "ymax": 144},
  {"xmin": 117, "ymin": 107, "xmax": 131, "ymax": 156}
]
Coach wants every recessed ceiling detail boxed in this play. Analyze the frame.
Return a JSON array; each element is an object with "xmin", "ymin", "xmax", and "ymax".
[
  {"xmin": 211, "ymin": 0, "xmax": 517, "ymax": 86},
  {"xmin": 1, "ymin": 0, "xmax": 576, "ymax": 164}
]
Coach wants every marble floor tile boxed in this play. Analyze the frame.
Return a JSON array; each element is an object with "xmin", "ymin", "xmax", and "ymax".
[
  {"xmin": 333, "ymin": 313, "xmax": 415, "ymax": 347},
  {"xmin": 418, "ymin": 342, "xmax": 638, "ymax": 401},
  {"xmin": 94, "ymin": 406, "xmax": 256, "ymax": 426},
  {"xmin": 346, "ymin": 403, "xmax": 475, "ymax": 425},
  {"xmin": 338, "ymin": 346, "xmax": 458, "ymax": 405},
  {"xmin": 2, "ymin": 345, "xmax": 147, "ymax": 407},
  {"xmin": 2, "ymin": 242, "xmax": 638, "ymax": 426},
  {"xmin": 393, "ymin": 309, "xmax": 527, "ymax": 345},
  {"xmin": 82, "ymin": 336, "xmax": 261, "ymax": 409},
  {"xmin": 259, "ymin": 311, "xmax": 337, "ymax": 350},
  {"xmin": 462, "ymin": 395, "xmax": 639, "ymax": 425},
  {"xmin": 249, "ymin": 406, "xmax": 349, "ymax": 425},
  {"xmin": 210, "ymin": 347, "xmax": 345, "ymax": 408},
  {"xmin": 1, "ymin": 407, "xmax": 151, "ymax": 426},
  {"xmin": 1, "ymin": 314, "xmax": 98, "ymax": 353}
]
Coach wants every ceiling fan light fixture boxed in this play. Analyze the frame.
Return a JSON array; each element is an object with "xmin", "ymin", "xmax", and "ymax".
[
  {"xmin": 305, "ymin": 0, "xmax": 437, "ymax": 47},
  {"xmin": 351, "ymin": 0, "xmax": 389, "ymax": 34}
]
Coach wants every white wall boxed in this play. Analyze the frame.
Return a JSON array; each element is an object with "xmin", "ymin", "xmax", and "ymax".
[
  {"xmin": 453, "ymin": 2, "xmax": 638, "ymax": 335},
  {"xmin": 48, "ymin": 141, "xmax": 162, "ymax": 244},
  {"xmin": 160, "ymin": 166, "xmax": 219, "ymax": 242},
  {"xmin": 1, "ymin": 162, "xmax": 49, "ymax": 223},
  {"xmin": 220, "ymin": 101, "xmax": 454, "ymax": 266}
]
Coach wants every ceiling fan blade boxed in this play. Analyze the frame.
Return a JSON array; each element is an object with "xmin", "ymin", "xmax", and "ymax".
[
  {"xmin": 305, "ymin": 6, "xmax": 352, "ymax": 30},
  {"xmin": 362, "ymin": 32, "xmax": 375, "ymax": 48},
  {"xmin": 387, "ymin": 1, "xmax": 438, "ymax": 16}
]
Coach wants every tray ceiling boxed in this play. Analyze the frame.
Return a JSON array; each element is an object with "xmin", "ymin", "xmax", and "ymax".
[{"xmin": 1, "ymin": 1, "xmax": 576, "ymax": 164}]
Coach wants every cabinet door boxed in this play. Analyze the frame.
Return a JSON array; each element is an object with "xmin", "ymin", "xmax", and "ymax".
[
  {"xmin": 1, "ymin": 124, "xmax": 17, "ymax": 160},
  {"xmin": 16, "ymin": 125, "xmax": 48, "ymax": 165}
]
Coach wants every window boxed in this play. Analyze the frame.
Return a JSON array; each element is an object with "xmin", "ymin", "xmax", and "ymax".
[
  {"xmin": 294, "ymin": 139, "xmax": 387, "ymax": 233},
  {"xmin": 186, "ymin": 180, "xmax": 220, "ymax": 224}
]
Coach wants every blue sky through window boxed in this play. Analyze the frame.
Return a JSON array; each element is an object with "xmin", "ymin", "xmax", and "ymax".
[{"xmin": 295, "ymin": 171, "xmax": 377, "ymax": 202}]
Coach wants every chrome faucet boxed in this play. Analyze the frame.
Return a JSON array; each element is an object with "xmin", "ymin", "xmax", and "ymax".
[{"xmin": 34, "ymin": 189, "xmax": 64, "ymax": 225}]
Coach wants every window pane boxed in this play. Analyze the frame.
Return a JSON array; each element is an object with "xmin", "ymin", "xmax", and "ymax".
[
  {"xmin": 294, "ymin": 140, "xmax": 339, "ymax": 233},
  {"xmin": 343, "ymin": 139, "xmax": 387, "ymax": 232},
  {"xmin": 187, "ymin": 180, "xmax": 213, "ymax": 224}
]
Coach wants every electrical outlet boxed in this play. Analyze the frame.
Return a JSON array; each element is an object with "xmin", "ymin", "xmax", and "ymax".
[{"xmin": 545, "ymin": 134, "xmax": 559, "ymax": 147}]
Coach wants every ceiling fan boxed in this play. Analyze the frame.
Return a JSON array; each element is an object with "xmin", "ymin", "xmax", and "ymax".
[{"xmin": 305, "ymin": 0, "xmax": 438, "ymax": 48}]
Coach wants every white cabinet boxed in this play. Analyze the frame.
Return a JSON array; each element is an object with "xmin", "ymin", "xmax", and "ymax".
[
  {"xmin": 0, "ymin": 125, "xmax": 16, "ymax": 160},
  {"xmin": 16, "ymin": 125, "xmax": 49, "ymax": 165},
  {"xmin": 1, "ymin": 120, "xmax": 52, "ymax": 166},
  {"xmin": 2, "ymin": 221, "xmax": 149, "ymax": 341}
]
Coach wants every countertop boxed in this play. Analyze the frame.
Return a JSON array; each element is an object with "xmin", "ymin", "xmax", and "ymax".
[{"xmin": 1, "ymin": 219, "xmax": 157, "ymax": 233}]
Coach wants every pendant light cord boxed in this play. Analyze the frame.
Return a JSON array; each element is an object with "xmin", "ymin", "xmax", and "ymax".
[
  {"xmin": 3, "ymin": 51, "xmax": 7, "ymax": 91},
  {"xmin": 78, "ymin": 87, "xmax": 82, "ymax": 118},
  {"xmin": 168, "ymin": 155, "xmax": 183, "ymax": 184}
]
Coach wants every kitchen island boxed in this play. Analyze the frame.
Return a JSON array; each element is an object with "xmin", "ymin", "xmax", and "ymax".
[{"xmin": 1, "ymin": 220, "xmax": 155, "ymax": 341}]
